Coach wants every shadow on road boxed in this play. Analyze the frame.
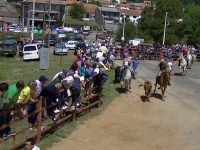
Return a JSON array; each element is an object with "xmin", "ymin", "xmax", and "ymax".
[
  {"xmin": 112, "ymin": 80, "xmax": 120, "ymax": 84},
  {"xmin": 140, "ymin": 95, "xmax": 150, "ymax": 103},
  {"xmin": 151, "ymin": 93, "xmax": 163, "ymax": 101},
  {"xmin": 173, "ymin": 73, "xmax": 182, "ymax": 76},
  {"xmin": 115, "ymin": 87, "xmax": 126, "ymax": 94}
]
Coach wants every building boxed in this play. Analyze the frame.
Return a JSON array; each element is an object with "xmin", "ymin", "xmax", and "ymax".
[
  {"xmin": 82, "ymin": 3, "xmax": 97, "ymax": 21},
  {"xmin": 21, "ymin": 0, "xmax": 65, "ymax": 29},
  {"xmin": 0, "ymin": 2, "xmax": 20, "ymax": 29},
  {"xmin": 95, "ymin": 7, "xmax": 120, "ymax": 24}
]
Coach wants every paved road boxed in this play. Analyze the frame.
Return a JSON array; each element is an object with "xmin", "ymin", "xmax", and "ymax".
[
  {"xmin": 49, "ymin": 60, "xmax": 200, "ymax": 150},
  {"xmin": 139, "ymin": 61, "xmax": 200, "ymax": 109}
]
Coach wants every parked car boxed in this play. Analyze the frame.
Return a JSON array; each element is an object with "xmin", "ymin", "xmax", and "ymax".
[
  {"xmin": 23, "ymin": 43, "xmax": 41, "ymax": 60},
  {"xmin": 0, "ymin": 38, "xmax": 17, "ymax": 56},
  {"xmin": 54, "ymin": 43, "xmax": 68, "ymax": 55},
  {"xmin": 63, "ymin": 27, "xmax": 74, "ymax": 32},
  {"xmin": 56, "ymin": 27, "xmax": 64, "ymax": 33},
  {"xmin": 65, "ymin": 41, "xmax": 77, "ymax": 50},
  {"xmin": 74, "ymin": 28, "xmax": 81, "ymax": 34},
  {"xmin": 49, "ymin": 34, "xmax": 56, "ymax": 46},
  {"xmin": 82, "ymin": 30, "xmax": 90, "ymax": 36},
  {"xmin": 76, "ymin": 42, "xmax": 86, "ymax": 49},
  {"xmin": 58, "ymin": 37, "xmax": 69, "ymax": 43}
]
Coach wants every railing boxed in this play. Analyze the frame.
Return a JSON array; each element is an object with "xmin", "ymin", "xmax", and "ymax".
[{"xmin": 0, "ymin": 86, "xmax": 101, "ymax": 150}]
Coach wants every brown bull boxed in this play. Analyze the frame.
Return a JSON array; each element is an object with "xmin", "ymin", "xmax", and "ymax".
[{"xmin": 144, "ymin": 80, "xmax": 152, "ymax": 101}]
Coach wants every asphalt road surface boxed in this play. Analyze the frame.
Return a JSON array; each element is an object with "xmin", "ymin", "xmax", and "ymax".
[
  {"xmin": 139, "ymin": 60, "xmax": 200, "ymax": 109},
  {"xmin": 49, "ymin": 60, "xmax": 200, "ymax": 150}
]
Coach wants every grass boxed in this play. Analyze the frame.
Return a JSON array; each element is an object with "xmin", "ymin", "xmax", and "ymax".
[
  {"xmin": 0, "ymin": 32, "xmax": 44, "ymax": 41},
  {"xmin": 65, "ymin": 16, "xmax": 100, "ymax": 29},
  {"xmin": 0, "ymin": 49, "xmax": 120, "ymax": 149}
]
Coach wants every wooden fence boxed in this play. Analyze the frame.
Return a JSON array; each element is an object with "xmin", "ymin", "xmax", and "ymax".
[{"xmin": 0, "ymin": 87, "xmax": 101, "ymax": 150}]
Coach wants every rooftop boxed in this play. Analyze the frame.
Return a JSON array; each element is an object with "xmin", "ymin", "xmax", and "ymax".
[
  {"xmin": 120, "ymin": 9, "xmax": 142, "ymax": 15},
  {"xmin": 21, "ymin": 0, "xmax": 65, "ymax": 5},
  {"xmin": 83, "ymin": 3, "xmax": 97, "ymax": 13}
]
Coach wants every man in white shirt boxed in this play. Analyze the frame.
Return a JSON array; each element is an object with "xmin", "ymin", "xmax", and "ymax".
[
  {"xmin": 96, "ymin": 50, "xmax": 103, "ymax": 58},
  {"xmin": 167, "ymin": 59, "xmax": 173, "ymax": 86},
  {"xmin": 24, "ymin": 139, "xmax": 40, "ymax": 150}
]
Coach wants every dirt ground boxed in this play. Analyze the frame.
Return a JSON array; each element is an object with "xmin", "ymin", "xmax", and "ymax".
[{"xmin": 48, "ymin": 80, "xmax": 200, "ymax": 150}]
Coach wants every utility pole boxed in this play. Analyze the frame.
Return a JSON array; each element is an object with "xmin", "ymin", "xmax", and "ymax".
[
  {"xmin": 162, "ymin": 12, "xmax": 168, "ymax": 46},
  {"xmin": 31, "ymin": 0, "xmax": 35, "ymax": 40},
  {"xmin": 48, "ymin": 0, "xmax": 51, "ymax": 48},
  {"xmin": 122, "ymin": 13, "xmax": 126, "ymax": 41}
]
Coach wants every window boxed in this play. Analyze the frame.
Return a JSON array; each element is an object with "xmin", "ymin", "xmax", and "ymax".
[
  {"xmin": 35, "ymin": 13, "xmax": 39, "ymax": 18},
  {"xmin": 35, "ymin": 4, "xmax": 39, "ymax": 9},
  {"xmin": 24, "ymin": 46, "xmax": 37, "ymax": 51}
]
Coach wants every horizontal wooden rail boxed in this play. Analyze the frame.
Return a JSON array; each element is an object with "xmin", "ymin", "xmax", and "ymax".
[{"xmin": 0, "ymin": 86, "xmax": 101, "ymax": 150}]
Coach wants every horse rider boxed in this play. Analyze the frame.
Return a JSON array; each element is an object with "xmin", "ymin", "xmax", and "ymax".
[
  {"xmin": 155, "ymin": 58, "xmax": 171, "ymax": 86},
  {"xmin": 166, "ymin": 58, "xmax": 173, "ymax": 84},
  {"xmin": 122, "ymin": 60, "xmax": 135, "ymax": 80}
]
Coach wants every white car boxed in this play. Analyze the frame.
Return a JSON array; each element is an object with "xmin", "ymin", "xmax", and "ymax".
[
  {"xmin": 65, "ymin": 41, "xmax": 77, "ymax": 50},
  {"xmin": 63, "ymin": 27, "xmax": 74, "ymax": 32},
  {"xmin": 13, "ymin": 29, "xmax": 22, "ymax": 33},
  {"xmin": 23, "ymin": 43, "xmax": 41, "ymax": 60}
]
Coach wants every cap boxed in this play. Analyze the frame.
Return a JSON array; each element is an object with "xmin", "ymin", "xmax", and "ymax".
[
  {"xmin": 124, "ymin": 61, "xmax": 128, "ymax": 66},
  {"xmin": 39, "ymin": 75, "xmax": 49, "ymax": 82}
]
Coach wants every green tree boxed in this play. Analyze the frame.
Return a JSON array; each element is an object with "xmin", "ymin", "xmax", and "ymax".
[
  {"xmin": 116, "ymin": 21, "xmax": 137, "ymax": 40},
  {"xmin": 138, "ymin": 0, "xmax": 184, "ymax": 45},
  {"xmin": 69, "ymin": 4, "xmax": 85, "ymax": 19}
]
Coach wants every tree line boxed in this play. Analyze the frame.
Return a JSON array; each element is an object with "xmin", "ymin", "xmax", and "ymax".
[{"xmin": 116, "ymin": 0, "xmax": 200, "ymax": 46}]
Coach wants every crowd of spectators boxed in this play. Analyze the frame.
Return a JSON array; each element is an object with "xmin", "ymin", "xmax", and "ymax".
[{"xmin": 0, "ymin": 37, "xmax": 117, "ymax": 140}]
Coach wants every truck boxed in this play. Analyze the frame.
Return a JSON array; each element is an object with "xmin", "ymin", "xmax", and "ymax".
[{"xmin": 0, "ymin": 37, "xmax": 17, "ymax": 57}]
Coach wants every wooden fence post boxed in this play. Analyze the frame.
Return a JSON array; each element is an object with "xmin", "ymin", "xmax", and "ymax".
[{"xmin": 36, "ymin": 100, "xmax": 42, "ymax": 144}]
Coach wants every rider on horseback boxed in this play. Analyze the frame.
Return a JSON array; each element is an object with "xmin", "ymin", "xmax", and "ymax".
[{"xmin": 155, "ymin": 58, "xmax": 171, "ymax": 86}]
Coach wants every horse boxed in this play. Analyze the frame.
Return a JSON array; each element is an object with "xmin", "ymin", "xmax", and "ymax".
[
  {"xmin": 121, "ymin": 65, "xmax": 132, "ymax": 93},
  {"xmin": 179, "ymin": 57, "xmax": 187, "ymax": 75},
  {"xmin": 115, "ymin": 66, "xmax": 122, "ymax": 82},
  {"xmin": 154, "ymin": 69, "xmax": 170, "ymax": 99},
  {"xmin": 187, "ymin": 54, "xmax": 196, "ymax": 69}
]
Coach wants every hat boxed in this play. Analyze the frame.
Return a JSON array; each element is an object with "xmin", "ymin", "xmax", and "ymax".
[
  {"xmin": 39, "ymin": 75, "xmax": 49, "ymax": 82},
  {"xmin": 74, "ymin": 73, "xmax": 80, "ymax": 78},
  {"xmin": 124, "ymin": 61, "xmax": 128, "ymax": 66}
]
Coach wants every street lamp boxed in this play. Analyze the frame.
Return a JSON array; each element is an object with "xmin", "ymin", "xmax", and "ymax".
[
  {"xmin": 162, "ymin": 12, "xmax": 168, "ymax": 46},
  {"xmin": 31, "ymin": 0, "xmax": 35, "ymax": 40},
  {"xmin": 121, "ymin": 13, "xmax": 126, "ymax": 41},
  {"xmin": 22, "ymin": 4, "xmax": 30, "ymax": 31}
]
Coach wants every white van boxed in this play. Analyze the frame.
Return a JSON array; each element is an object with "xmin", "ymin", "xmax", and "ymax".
[{"xmin": 23, "ymin": 43, "xmax": 41, "ymax": 60}]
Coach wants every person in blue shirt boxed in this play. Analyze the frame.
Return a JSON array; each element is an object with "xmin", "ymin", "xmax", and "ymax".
[{"xmin": 131, "ymin": 58, "xmax": 140, "ymax": 75}]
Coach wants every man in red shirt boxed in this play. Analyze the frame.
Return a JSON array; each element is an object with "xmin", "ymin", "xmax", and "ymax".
[{"xmin": 182, "ymin": 48, "xmax": 187, "ymax": 57}]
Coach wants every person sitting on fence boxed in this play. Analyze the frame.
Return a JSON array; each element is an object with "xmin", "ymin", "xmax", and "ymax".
[
  {"xmin": 24, "ymin": 139, "xmax": 40, "ymax": 150},
  {"xmin": 2, "ymin": 80, "xmax": 25, "ymax": 137},
  {"xmin": 17, "ymin": 81, "xmax": 37, "ymax": 119},
  {"xmin": 0, "ymin": 82, "xmax": 9, "ymax": 139}
]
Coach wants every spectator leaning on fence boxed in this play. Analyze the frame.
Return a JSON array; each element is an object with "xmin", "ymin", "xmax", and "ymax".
[
  {"xmin": 0, "ymin": 82, "xmax": 9, "ymax": 139},
  {"xmin": 2, "ymin": 80, "xmax": 25, "ymax": 137},
  {"xmin": 17, "ymin": 81, "xmax": 37, "ymax": 119}
]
